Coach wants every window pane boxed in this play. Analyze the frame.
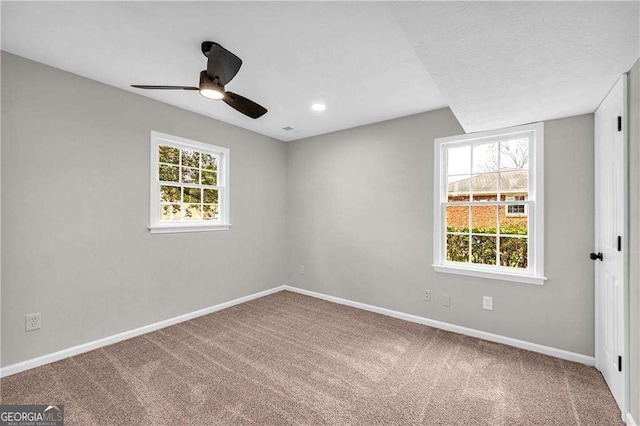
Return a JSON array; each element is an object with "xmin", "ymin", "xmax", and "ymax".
[
  {"xmin": 447, "ymin": 145, "xmax": 471, "ymax": 175},
  {"xmin": 500, "ymin": 138, "xmax": 529, "ymax": 169},
  {"xmin": 471, "ymin": 235, "xmax": 497, "ymax": 265},
  {"xmin": 472, "ymin": 142, "xmax": 499, "ymax": 173},
  {"xmin": 446, "ymin": 205, "xmax": 468, "ymax": 233},
  {"xmin": 500, "ymin": 237, "xmax": 528, "ymax": 268},
  {"xmin": 201, "ymin": 154, "xmax": 218, "ymax": 171},
  {"xmin": 161, "ymin": 204, "xmax": 180, "ymax": 221},
  {"xmin": 203, "ymin": 189, "xmax": 218, "ymax": 204},
  {"xmin": 159, "ymin": 146, "xmax": 179, "ymax": 164},
  {"xmin": 160, "ymin": 185, "xmax": 181, "ymax": 203},
  {"xmin": 183, "ymin": 188, "xmax": 201, "ymax": 203},
  {"xmin": 499, "ymin": 204, "xmax": 528, "ymax": 235},
  {"xmin": 181, "ymin": 167, "xmax": 200, "ymax": 184},
  {"xmin": 202, "ymin": 171, "xmax": 217, "ymax": 186},
  {"xmin": 472, "ymin": 205, "xmax": 496, "ymax": 234},
  {"xmin": 183, "ymin": 204, "xmax": 203, "ymax": 220},
  {"xmin": 500, "ymin": 170, "xmax": 528, "ymax": 195},
  {"xmin": 159, "ymin": 165, "xmax": 179, "ymax": 182},
  {"xmin": 447, "ymin": 234, "xmax": 469, "ymax": 263},
  {"xmin": 203, "ymin": 204, "xmax": 219, "ymax": 220},
  {"xmin": 471, "ymin": 172, "xmax": 498, "ymax": 201},
  {"xmin": 448, "ymin": 175, "xmax": 471, "ymax": 201},
  {"xmin": 181, "ymin": 150, "xmax": 200, "ymax": 167}
]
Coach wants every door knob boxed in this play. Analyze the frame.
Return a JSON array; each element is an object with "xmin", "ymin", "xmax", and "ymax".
[{"xmin": 590, "ymin": 252, "xmax": 603, "ymax": 261}]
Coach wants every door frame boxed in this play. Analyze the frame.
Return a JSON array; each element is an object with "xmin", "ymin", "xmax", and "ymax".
[{"xmin": 594, "ymin": 73, "xmax": 628, "ymax": 419}]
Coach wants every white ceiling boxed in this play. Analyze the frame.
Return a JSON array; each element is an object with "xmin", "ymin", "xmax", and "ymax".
[
  {"xmin": 393, "ymin": 1, "xmax": 640, "ymax": 133},
  {"xmin": 0, "ymin": 2, "xmax": 446, "ymax": 141},
  {"xmin": 2, "ymin": 2, "xmax": 639, "ymax": 141}
]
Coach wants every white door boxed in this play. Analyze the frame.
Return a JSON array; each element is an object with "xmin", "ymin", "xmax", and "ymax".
[{"xmin": 594, "ymin": 74, "xmax": 627, "ymax": 415}]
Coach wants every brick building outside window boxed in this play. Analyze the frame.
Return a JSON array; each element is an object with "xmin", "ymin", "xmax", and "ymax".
[{"xmin": 447, "ymin": 169, "xmax": 528, "ymax": 233}]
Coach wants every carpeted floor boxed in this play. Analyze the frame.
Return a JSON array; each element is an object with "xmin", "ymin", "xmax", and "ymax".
[{"xmin": 1, "ymin": 291, "xmax": 622, "ymax": 425}]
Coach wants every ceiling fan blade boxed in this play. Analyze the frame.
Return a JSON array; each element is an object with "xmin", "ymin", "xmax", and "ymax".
[
  {"xmin": 223, "ymin": 92, "xmax": 267, "ymax": 119},
  {"xmin": 131, "ymin": 85, "xmax": 199, "ymax": 90},
  {"xmin": 206, "ymin": 43, "xmax": 242, "ymax": 86}
]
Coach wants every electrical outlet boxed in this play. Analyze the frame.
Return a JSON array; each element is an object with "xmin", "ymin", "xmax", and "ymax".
[
  {"xmin": 424, "ymin": 290, "xmax": 431, "ymax": 302},
  {"xmin": 442, "ymin": 295, "xmax": 451, "ymax": 308},
  {"xmin": 299, "ymin": 265, "xmax": 305, "ymax": 275},
  {"xmin": 25, "ymin": 313, "xmax": 41, "ymax": 332},
  {"xmin": 483, "ymin": 296, "xmax": 493, "ymax": 311}
]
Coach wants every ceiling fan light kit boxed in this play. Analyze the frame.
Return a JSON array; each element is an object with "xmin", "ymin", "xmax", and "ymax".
[
  {"xmin": 199, "ymin": 71, "xmax": 225, "ymax": 100},
  {"xmin": 131, "ymin": 41, "xmax": 267, "ymax": 119}
]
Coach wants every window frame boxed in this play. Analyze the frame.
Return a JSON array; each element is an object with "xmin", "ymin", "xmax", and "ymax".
[
  {"xmin": 149, "ymin": 131, "xmax": 230, "ymax": 234},
  {"xmin": 432, "ymin": 122, "xmax": 546, "ymax": 285}
]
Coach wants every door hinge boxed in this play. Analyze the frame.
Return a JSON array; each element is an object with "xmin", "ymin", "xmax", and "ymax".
[
  {"xmin": 618, "ymin": 116, "xmax": 622, "ymax": 131},
  {"xmin": 618, "ymin": 356, "xmax": 622, "ymax": 372},
  {"xmin": 618, "ymin": 236, "xmax": 622, "ymax": 252}
]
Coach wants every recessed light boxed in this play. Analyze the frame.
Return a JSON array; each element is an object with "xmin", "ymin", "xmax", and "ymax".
[{"xmin": 311, "ymin": 103, "xmax": 326, "ymax": 112}]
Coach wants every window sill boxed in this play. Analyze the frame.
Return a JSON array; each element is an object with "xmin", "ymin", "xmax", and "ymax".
[
  {"xmin": 433, "ymin": 264, "xmax": 547, "ymax": 285},
  {"xmin": 149, "ymin": 224, "xmax": 231, "ymax": 234}
]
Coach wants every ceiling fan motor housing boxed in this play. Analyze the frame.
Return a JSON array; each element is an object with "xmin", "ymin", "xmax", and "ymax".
[{"xmin": 201, "ymin": 41, "xmax": 216, "ymax": 57}]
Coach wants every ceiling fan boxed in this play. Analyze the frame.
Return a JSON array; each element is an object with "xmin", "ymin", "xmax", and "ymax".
[{"xmin": 132, "ymin": 41, "xmax": 267, "ymax": 119}]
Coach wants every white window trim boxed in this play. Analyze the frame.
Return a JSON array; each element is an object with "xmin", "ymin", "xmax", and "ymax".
[
  {"xmin": 149, "ymin": 131, "xmax": 230, "ymax": 234},
  {"xmin": 432, "ymin": 122, "xmax": 546, "ymax": 285}
]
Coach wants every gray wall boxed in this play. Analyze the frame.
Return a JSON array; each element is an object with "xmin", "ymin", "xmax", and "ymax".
[
  {"xmin": 0, "ymin": 51, "xmax": 600, "ymax": 369},
  {"xmin": 1, "ymin": 53, "xmax": 287, "ymax": 366},
  {"xmin": 628, "ymin": 58, "xmax": 639, "ymax": 423},
  {"xmin": 286, "ymin": 109, "xmax": 596, "ymax": 356}
]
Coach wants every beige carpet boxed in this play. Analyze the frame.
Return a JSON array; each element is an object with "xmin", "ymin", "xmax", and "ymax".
[{"xmin": 1, "ymin": 291, "xmax": 622, "ymax": 425}]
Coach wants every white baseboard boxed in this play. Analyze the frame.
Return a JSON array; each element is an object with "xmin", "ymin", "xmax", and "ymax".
[
  {"xmin": 0, "ymin": 285, "xmax": 287, "ymax": 378},
  {"xmin": 628, "ymin": 413, "xmax": 637, "ymax": 426},
  {"xmin": 283, "ymin": 285, "xmax": 596, "ymax": 366},
  {"xmin": 1, "ymin": 283, "xmax": 596, "ymax": 378}
]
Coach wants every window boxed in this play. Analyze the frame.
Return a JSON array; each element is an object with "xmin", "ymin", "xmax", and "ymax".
[
  {"xmin": 433, "ymin": 123, "xmax": 545, "ymax": 285},
  {"xmin": 506, "ymin": 196, "xmax": 527, "ymax": 216},
  {"xmin": 149, "ymin": 131, "xmax": 230, "ymax": 234}
]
